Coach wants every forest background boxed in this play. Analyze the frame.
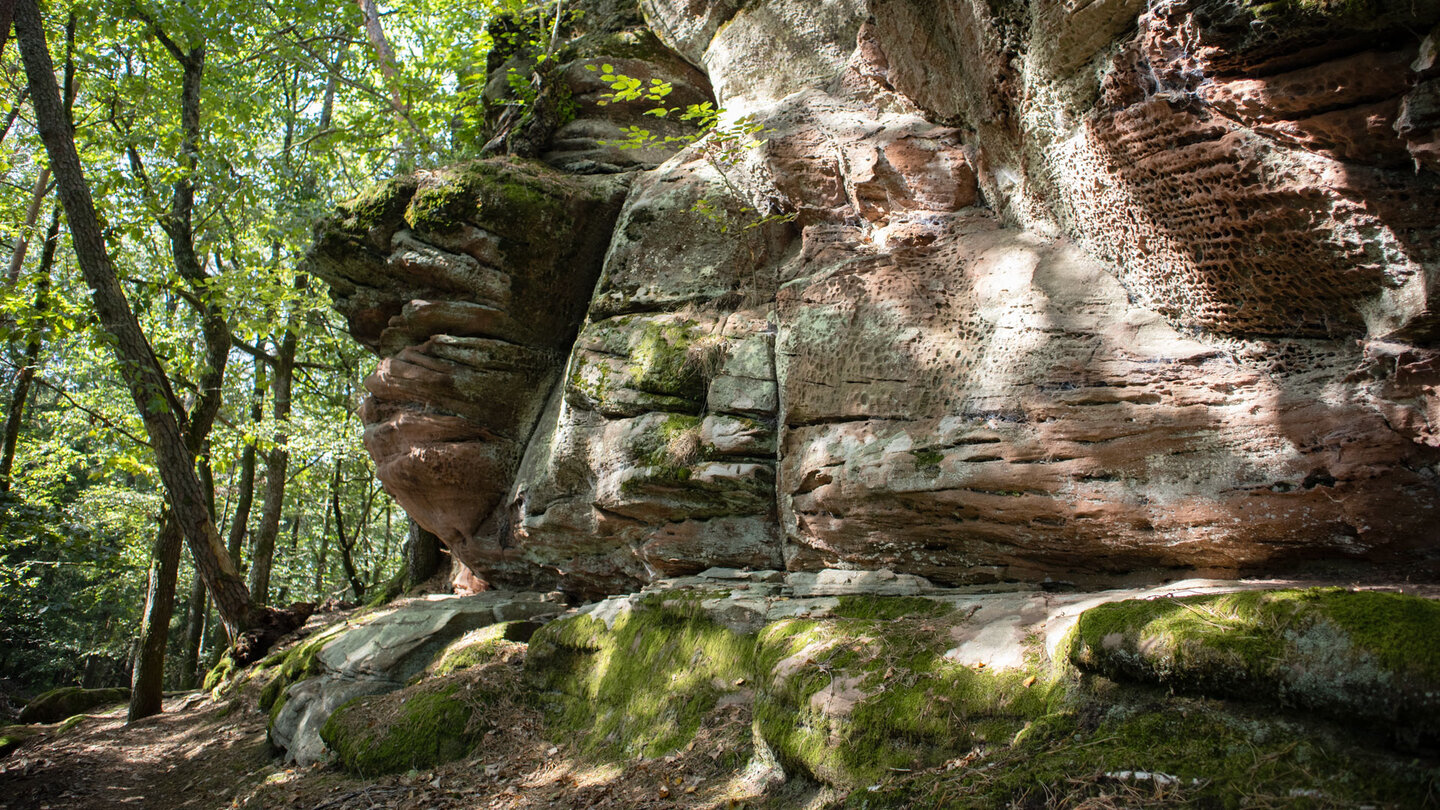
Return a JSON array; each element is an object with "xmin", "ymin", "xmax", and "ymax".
[{"xmin": 0, "ymin": 0, "xmax": 528, "ymax": 707}]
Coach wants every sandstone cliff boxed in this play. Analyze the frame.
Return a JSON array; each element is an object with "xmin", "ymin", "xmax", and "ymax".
[{"xmin": 311, "ymin": 0, "xmax": 1440, "ymax": 598}]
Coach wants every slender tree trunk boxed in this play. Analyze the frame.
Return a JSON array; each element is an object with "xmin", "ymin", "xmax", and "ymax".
[
  {"xmin": 14, "ymin": 0, "xmax": 252, "ymax": 638},
  {"xmin": 129, "ymin": 513, "xmax": 181, "ymax": 720},
  {"xmin": 273, "ymin": 514, "xmax": 302, "ymax": 604},
  {"xmin": 330, "ymin": 460, "xmax": 366, "ymax": 601},
  {"xmin": 247, "ymin": 320, "xmax": 296, "ymax": 607},
  {"xmin": 0, "ymin": 207, "xmax": 58, "ymax": 493},
  {"xmin": 314, "ymin": 505, "xmax": 331, "ymax": 599},
  {"xmin": 374, "ymin": 500, "xmax": 391, "ymax": 587},
  {"xmin": 179, "ymin": 574, "xmax": 206, "ymax": 688},
  {"xmin": 405, "ymin": 519, "xmax": 442, "ymax": 585},
  {"xmin": 5, "ymin": 167, "xmax": 52, "ymax": 286},
  {"xmin": 225, "ymin": 357, "xmax": 264, "ymax": 566}
]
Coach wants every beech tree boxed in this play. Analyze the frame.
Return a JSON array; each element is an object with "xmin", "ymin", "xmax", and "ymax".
[
  {"xmin": 12, "ymin": 0, "xmax": 254, "ymax": 641},
  {"xmin": 0, "ymin": 0, "xmax": 502, "ymax": 700}
]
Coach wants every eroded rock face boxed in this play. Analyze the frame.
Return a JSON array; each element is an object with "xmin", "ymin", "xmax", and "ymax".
[{"xmin": 312, "ymin": 0, "xmax": 1440, "ymax": 597}]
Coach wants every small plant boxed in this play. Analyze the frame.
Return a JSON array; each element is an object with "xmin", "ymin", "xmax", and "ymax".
[
  {"xmin": 586, "ymin": 63, "xmax": 793, "ymax": 234},
  {"xmin": 684, "ymin": 333, "xmax": 732, "ymax": 384},
  {"xmin": 664, "ymin": 425, "xmax": 703, "ymax": 466}
]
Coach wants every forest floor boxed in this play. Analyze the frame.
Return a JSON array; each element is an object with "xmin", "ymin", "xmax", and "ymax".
[{"xmin": 0, "ymin": 671, "xmax": 791, "ymax": 810}]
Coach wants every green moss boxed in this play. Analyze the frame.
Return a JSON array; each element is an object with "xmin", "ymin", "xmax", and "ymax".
[
  {"xmin": 851, "ymin": 695, "xmax": 1440, "ymax": 809},
  {"xmin": 17, "ymin": 686, "xmax": 130, "ymax": 724},
  {"xmin": 1068, "ymin": 588, "xmax": 1440, "ymax": 743},
  {"xmin": 258, "ymin": 622, "xmax": 351, "ymax": 719},
  {"xmin": 832, "ymin": 595, "xmax": 950, "ymax": 621},
  {"xmin": 404, "ymin": 158, "xmax": 576, "ymax": 238},
  {"xmin": 333, "ymin": 176, "xmax": 419, "ymax": 235},
  {"xmin": 203, "ymin": 652, "xmax": 237, "ymax": 695},
  {"xmin": 627, "ymin": 320, "xmax": 702, "ymax": 399},
  {"xmin": 430, "ymin": 623, "xmax": 527, "ymax": 678},
  {"xmin": 1316, "ymin": 589, "xmax": 1440, "ymax": 682},
  {"xmin": 754, "ymin": 612, "xmax": 1059, "ymax": 787},
  {"xmin": 0, "ymin": 725, "xmax": 38, "ymax": 757},
  {"xmin": 55, "ymin": 714, "xmax": 86, "ymax": 735},
  {"xmin": 321, "ymin": 683, "xmax": 479, "ymax": 776},
  {"xmin": 910, "ymin": 449, "xmax": 944, "ymax": 471},
  {"xmin": 526, "ymin": 593, "xmax": 754, "ymax": 760}
]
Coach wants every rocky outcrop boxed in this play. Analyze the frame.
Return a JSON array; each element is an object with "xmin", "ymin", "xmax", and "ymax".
[
  {"xmin": 527, "ymin": 571, "xmax": 1440, "ymax": 795},
  {"xmin": 266, "ymin": 592, "xmax": 557, "ymax": 765},
  {"xmin": 311, "ymin": 0, "xmax": 1440, "ymax": 598}
]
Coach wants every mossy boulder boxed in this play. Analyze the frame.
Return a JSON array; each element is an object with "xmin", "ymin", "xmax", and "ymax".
[
  {"xmin": 1068, "ymin": 588, "xmax": 1440, "ymax": 746},
  {"xmin": 754, "ymin": 604, "xmax": 1062, "ymax": 787},
  {"xmin": 17, "ymin": 687, "xmax": 130, "ymax": 725},
  {"xmin": 525, "ymin": 592, "xmax": 755, "ymax": 760},
  {"xmin": 320, "ymin": 639, "xmax": 526, "ymax": 775},
  {"xmin": 520, "ymin": 585, "xmax": 1440, "ymax": 803},
  {"xmin": 855, "ymin": 693, "xmax": 1440, "ymax": 809},
  {"xmin": 427, "ymin": 621, "xmax": 535, "ymax": 679}
]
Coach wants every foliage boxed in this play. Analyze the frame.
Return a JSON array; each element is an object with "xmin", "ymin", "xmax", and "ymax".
[
  {"xmin": 1, "ymin": 0, "xmax": 521, "ymax": 696},
  {"xmin": 589, "ymin": 62, "xmax": 793, "ymax": 234}
]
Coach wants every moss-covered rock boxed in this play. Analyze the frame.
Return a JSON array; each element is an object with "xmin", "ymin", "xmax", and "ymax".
[
  {"xmin": 525, "ymin": 592, "xmax": 755, "ymax": 760},
  {"xmin": 0, "ymin": 724, "xmax": 40, "ymax": 757},
  {"xmin": 428, "ymin": 622, "xmax": 533, "ymax": 679},
  {"xmin": 754, "ymin": 607, "xmax": 1063, "ymax": 788},
  {"xmin": 17, "ymin": 687, "xmax": 130, "ymax": 725},
  {"xmin": 1068, "ymin": 588, "xmax": 1440, "ymax": 746},
  {"xmin": 853, "ymin": 693, "xmax": 1440, "ymax": 809},
  {"xmin": 321, "ymin": 682, "xmax": 478, "ymax": 776},
  {"xmin": 404, "ymin": 159, "xmax": 584, "ymax": 239},
  {"xmin": 518, "ymin": 586, "xmax": 1440, "ymax": 802},
  {"xmin": 257, "ymin": 622, "xmax": 351, "ymax": 722},
  {"xmin": 321, "ymin": 639, "xmax": 526, "ymax": 775}
]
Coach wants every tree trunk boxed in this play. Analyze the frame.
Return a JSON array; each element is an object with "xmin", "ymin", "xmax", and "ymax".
[
  {"xmin": 330, "ymin": 460, "xmax": 366, "ymax": 601},
  {"xmin": 0, "ymin": 0, "xmax": 13, "ymax": 61},
  {"xmin": 0, "ymin": 206, "xmax": 58, "ymax": 493},
  {"xmin": 405, "ymin": 519, "xmax": 443, "ymax": 585},
  {"xmin": 314, "ymin": 505, "xmax": 331, "ymax": 599},
  {"xmin": 225, "ymin": 357, "xmax": 264, "ymax": 567},
  {"xmin": 247, "ymin": 321, "xmax": 296, "ymax": 607},
  {"xmin": 129, "ymin": 512, "xmax": 181, "ymax": 720},
  {"xmin": 5, "ymin": 167, "xmax": 52, "ymax": 286},
  {"xmin": 14, "ymin": 0, "xmax": 252, "ymax": 638},
  {"xmin": 179, "ymin": 572, "xmax": 206, "ymax": 689}
]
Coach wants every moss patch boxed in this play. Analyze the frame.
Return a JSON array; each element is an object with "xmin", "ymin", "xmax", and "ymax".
[
  {"xmin": 321, "ymin": 649, "xmax": 526, "ymax": 776},
  {"xmin": 258, "ymin": 622, "xmax": 352, "ymax": 723},
  {"xmin": 0, "ymin": 724, "xmax": 40, "ymax": 757},
  {"xmin": 429, "ymin": 623, "xmax": 530, "ymax": 679},
  {"xmin": 627, "ymin": 319, "xmax": 704, "ymax": 399},
  {"xmin": 755, "ymin": 610, "xmax": 1059, "ymax": 788},
  {"xmin": 853, "ymin": 692, "xmax": 1440, "ymax": 809},
  {"xmin": 404, "ymin": 159, "xmax": 579, "ymax": 239},
  {"xmin": 526, "ymin": 593, "xmax": 754, "ymax": 761},
  {"xmin": 1068, "ymin": 588, "xmax": 1440, "ymax": 744},
  {"xmin": 832, "ymin": 595, "xmax": 950, "ymax": 621},
  {"xmin": 17, "ymin": 687, "xmax": 130, "ymax": 724}
]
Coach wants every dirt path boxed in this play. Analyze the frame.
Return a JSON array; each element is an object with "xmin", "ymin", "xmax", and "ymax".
[
  {"xmin": 0, "ymin": 686, "xmax": 793, "ymax": 810},
  {"xmin": 1, "ymin": 693, "xmax": 276, "ymax": 809}
]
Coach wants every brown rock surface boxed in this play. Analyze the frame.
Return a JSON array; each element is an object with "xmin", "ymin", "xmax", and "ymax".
[{"xmin": 312, "ymin": 0, "xmax": 1440, "ymax": 597}]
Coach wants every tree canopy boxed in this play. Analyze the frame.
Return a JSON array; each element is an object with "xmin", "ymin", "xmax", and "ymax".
[{"xmin": 0, "ymin": 0, "xmax": 523, "ymax": 702}]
